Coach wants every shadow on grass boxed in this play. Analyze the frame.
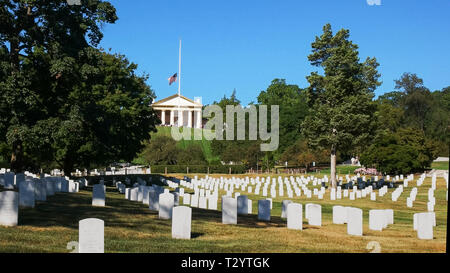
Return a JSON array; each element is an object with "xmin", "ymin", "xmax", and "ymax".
[
  {"xmin": 19, "ymin": 188, "xmax": 294, "ymax": 232},
  {"xmin": 190, "ymin": 207, "xmax": 287, "ymax": 229}
]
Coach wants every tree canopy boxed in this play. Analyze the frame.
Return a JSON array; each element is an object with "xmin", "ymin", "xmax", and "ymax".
[{"xmin": 0, "ymin": 0, "xmax": 159, "ymax": 173}]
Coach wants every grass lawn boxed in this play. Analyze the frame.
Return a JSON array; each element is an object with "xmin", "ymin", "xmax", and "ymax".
[
  {"xmin": 150, "ymin": 126, "xmax": 220, "ymax": 163},
  {"xmin": 0, "ymin": 174, "xmax": 447, "ymax": 253},
  {"xmin": 431, "ymin": 161, "xmax": 449, "ymax": 170}
]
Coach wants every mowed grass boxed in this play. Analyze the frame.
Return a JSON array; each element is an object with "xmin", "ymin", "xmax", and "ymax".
[
  {"xmin": 0, "ymin": 175, "xmax": 447, "ymax": 253},
  {"xmin": 431, "ymin": 161, "xmax": 449, "ymax": 170}
]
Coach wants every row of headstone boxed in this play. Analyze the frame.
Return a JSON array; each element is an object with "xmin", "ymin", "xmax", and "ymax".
[{"xmin": 0, "ymin": 172, "xmax": 81, "ymax": 227}]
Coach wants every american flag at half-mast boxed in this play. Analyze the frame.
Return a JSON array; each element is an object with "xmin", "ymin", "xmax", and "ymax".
[{"xmin": 168, "ymin": 73, "xmax": 177, "ymax": 85}]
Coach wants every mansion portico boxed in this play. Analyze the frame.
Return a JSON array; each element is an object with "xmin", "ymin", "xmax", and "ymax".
[{"xmin": 152, "ymin": 94, "xmax": 203, "ymax": 128}]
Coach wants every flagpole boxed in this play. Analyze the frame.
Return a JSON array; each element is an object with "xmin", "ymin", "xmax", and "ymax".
[{"xmin": 178, "ymin": 39, "xmax": 181, "ymax": 97}]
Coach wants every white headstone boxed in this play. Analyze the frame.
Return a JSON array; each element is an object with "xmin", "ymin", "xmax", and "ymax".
[
  {"xmin": 208, "ymin": 197, "xmax": 218, "ymax": 210},
  {"xmin": 199, "ymin": 196, "xmax": 207, "ymax": 209},
  {"xmin": 237, "ymin": 195, "xmax": 248, "ymax": 215},
  {"xmin": 281, "ymin": 200, "xmax": 293, "ymax": 218},
  {"xmin": 222, "ymin": 197, "xmax": 237, "ymax": 225},
  {"xmin": 257, "ymin": 199, "xmax": 271, "ymax": 221},
  {"xmin": 417, "ymin": 212, "xmax": 433, "ymax": 240},
  {"xmin": 159, "ymin": 193, "xmax": 174, "ymax": 219},
  {"xmin": 19, "ymin": 180, "xmax": 35, "ymax": 208},
  {"xmin": 332, "ymin": 206, "xmax": 346, "ymax": 224},
  {"xmin": 0, "ymin": 191, "xmax": 19, "ymax": 226},
  {"xmin": 190, "ymin": 194, "xmax": 199, "ymax": 208},
  {"xmin": 287, "ymin": 203, "xmax": 302, "ymax": 230},
  {"xmin": 369, "ymin": 210, "xmax": 385, "ymax": 231},
  {"xmin": 79, "ymin": 218, "xmax": 104, "ymax": 253},
  {"xmin": 247, "ymin": 199, "xmax": 252, "ymax": 214},
  {"xmin": 183, "ymin": 193, "xmax": 191, "ymax": 205},
  {"xmin": 92, "ymin": 184, "xmax": 106, "ymax": 207},
  {"xmin": 172, "ymin": 206, "xmax": 192, "ymax": 240},
  {"xmin": 347, "ymin": 207, "xmax": 363, "ymax": 236},
  {"xmin": 308, "ymin": 204, "xmax": 321, "ymax": 226},
  {"xmin": 149, "ymin": 189, "xmax": 160, "ymax": 211}
]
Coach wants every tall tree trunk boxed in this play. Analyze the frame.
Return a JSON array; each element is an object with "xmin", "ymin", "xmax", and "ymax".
[
  {"xmin": 330, "ymin": 144, "xmax": 337, "ymax": 188},
  {"xmin": 10, "ymin": 140, "xmax": 24, "ymax": 173}
]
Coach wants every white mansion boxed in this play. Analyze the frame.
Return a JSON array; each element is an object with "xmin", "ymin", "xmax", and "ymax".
[{"xmin": 151, "ymin": 94, "xmax": 203, "ymax": 128}]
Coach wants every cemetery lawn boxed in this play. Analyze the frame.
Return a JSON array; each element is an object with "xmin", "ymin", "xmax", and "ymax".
[
  {"xmin": 0, "ymin": 175, "xmax": 446, "ymax": 253},
  {"xmin": 431, "ymin": 161, "xmax": 449, "ymax": 170}
]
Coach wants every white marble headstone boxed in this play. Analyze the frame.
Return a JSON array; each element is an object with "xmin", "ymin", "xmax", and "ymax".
[
  {"xmin": 257, "ymin": 199, "xmax": 271, "ymax": 221},
  {"xmin": 287, "ymin": 203, "xmax": 302, "ymax": 230},
  {"xmin": 79, "ymin": 218, "xmax": 104, "ymax": 253},
  {"xmin": 159, "ymin": 193, "xmax": 174, "ymax": 219},
  {"xmin": 172, "ymin": 206, "xmax": 192, "ymax": 239},
  {"xmin": 237, "ymin": 195, "xmax": 248, "ymax": 215},
  {"xmin": 222, "ymin": 197, "xmax": 237, "ymax": 225},
  {"xmin": 92, "ymin": 184, "xmax": 106, "ymax": 207},
  {"xmin": 0, "ymin": 191, "xmax": 19, "ymax": 226},
  {"xmin": 347, "ymin": 207, "xmax": 363, "ymax": 236}
]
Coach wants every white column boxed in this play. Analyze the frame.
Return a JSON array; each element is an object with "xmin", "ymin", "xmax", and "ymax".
[
  {"xmin": 178, "ymin": 109, "xmax": 183, "ymax": 127},
  {"xmin": 161, "ymin": 110, "xmax": 166, "ymax": 125},
  {"xmin": 196, "ymin": 109, "xmax": 202, "ymax": 129},
  {"xmin": 188, "ymin": 110, "xmax": 193, "ymax": 128},
  {"xmin": 170, "ymin": 110, "xmax": 174, "ymax": 125}
]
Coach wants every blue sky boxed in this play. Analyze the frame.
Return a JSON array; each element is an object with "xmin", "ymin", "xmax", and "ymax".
[{"xmin": 99, "ymin": 0, "xmax": 450, "ymax": 105}]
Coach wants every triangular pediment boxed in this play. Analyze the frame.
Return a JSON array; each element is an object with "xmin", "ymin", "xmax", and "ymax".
[{"xmin": 152, "ymin": 94, "xmax": 202, "ymax": 107}]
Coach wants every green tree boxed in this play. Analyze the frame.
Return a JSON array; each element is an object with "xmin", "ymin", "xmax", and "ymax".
[
  {"xmin": 178, "ymin": 145, "xmax": 207, "ymax": 165},
  {"xmin": 394, "ymin": 73, "xmax": 432, "ymax": 131},
  {"xmin": 257, "ymin": 79, "xmax": 309, "ymax": 155},
  {"xmin": 302, "ymin": 24, "xmax": 380, "ymax": 188},
  {"xmin": 360, "ymin": 128, "xmax": 438, "ymax": 174},
  {"xmin": 139, "ymin": 135, "xmax": 180, "ymax": 165},
  {"xmin": 0, "ymin": 1, "xmax": 159, "ymax": 174},
  {"xmin": 0, "ymin": 0, "xmax": 118, "ymax": 172}
]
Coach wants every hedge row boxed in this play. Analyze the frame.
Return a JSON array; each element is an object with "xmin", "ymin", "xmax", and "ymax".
[{"xmin": 150, "ymin": 165, "xmax": 247, "ymax": 174}]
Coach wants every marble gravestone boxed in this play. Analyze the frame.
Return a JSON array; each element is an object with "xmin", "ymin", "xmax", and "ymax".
[
  {"xmin": 142, "ymin": 187, "xmax": 151, "ymax": 205},
  {"xmin": 4, "ymin": 172, "xmax": 15, "ymax": 189},
  {"xmin": 183, "ymin": 193, "xmax": 191, "ymax": 205},
  {"xmin": 332, "ymin": 206, "xmax": 346, "ymax": 224},
  {"xmin": 347, "ymin": 207, "xmax": 363, "ymax": 236},
  {"xmin": 416, "ymin": 212, "xmax": 434, "ymax": 240},
  {"xmin": 208, "ymin": 197, "xmax": 218, "ymax": 210},
  {"xmin": 149, "ymin": 189, "xmax": 160, "ymax": 211},
  {"xmin": 190, "ymin": 194, "xmax": 199, "ymax": 208},
  {"xmin": 237, "ymin": 195, "xmax": 248, "ymax": 215},
  {"xmin": 45, "ymin": 178, "xmax": 55, "ymax": 196},
  {"xmin": 281, "ymin": 200, "xmax": 293, "ymax": 219},
  {"xmin": 199, "ymin": 196, "xmax": 207, "ymax": 209},
  {"xmin": 258, "ymin": 199, "xmax": 271, "ymax": 221},
  {"xmin": 0, "ymin": 191, "xmax": 19, "ymax": 226},
  {"xmin": 287, "ymin": 203, "xmax": 302, "ymax": 230},
  {"xmin": 308, "ymin": 204, "xmax": 321, "ymax": 226},
  {"xmin": 79, "ymin": 218, "xmax": 104, "ymax": 253},
  {"xmin": 34, "ymin": 179, "xmax": 47, "ymax": 202},
  {"xmin": 159, "ymin": 193, "xmax": 174, "ymax": 219},
  {"xmin": 247, "ymin": 199, "xmax": 252, "ymax": 214},
  {"xmin": 172, "ymin": 206, "xmax": 192, "ymax": 240},
  {"xmin": 92, "ymin": 184, "xmax": 106, "ymax": 207},
  {"xmin": 369, "ymin": 210, "xmax": 385, "ymax": 231},
  {"xmin": 19, "ymin": 180, "xmax": 35, "ymax": 208},
  {"xmin": 137, "ymin": 186, "xmax": 145, "ymax": 202},
  {"xmin": 222, "ymin": 197, "xmax": 237, "ymax": 225},
  {"xmin": 173, "ymin": 192, "xmax": 180, "ymax": 206},
  {"xmin": 130, "ymin": 187, "xmax": 139, "ymax": 201}
]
